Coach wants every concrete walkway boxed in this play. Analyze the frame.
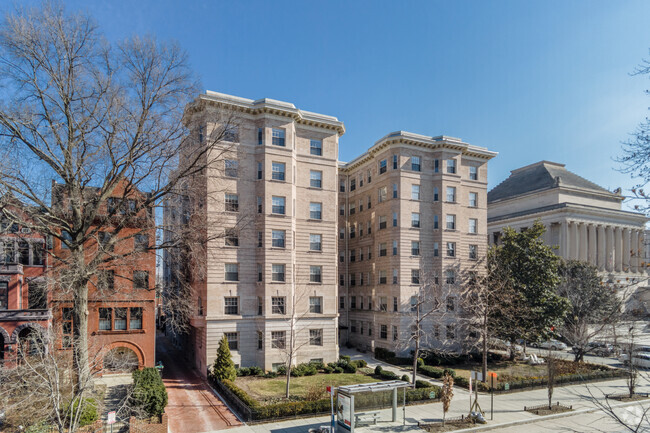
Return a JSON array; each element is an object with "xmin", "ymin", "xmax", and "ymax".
[{"xmin": 215, "ymin": 348, "xmax": 649, "ymax": 433}]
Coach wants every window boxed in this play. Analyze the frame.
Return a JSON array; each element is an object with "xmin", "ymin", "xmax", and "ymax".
[
  {"xmin": 393, "ymin": 212, "xmax": 398, "ymax": 227},
  {"xmin": 339, "ymin": 205, "xmax": 345, "ymax": 216},
  {"xmin": 134, "ymin": 271, "xmax": 149, "ymax": 290},
  {"xmin": 368, "ymin": 323, "xmax": 373, "ymax": 336},
  {"xmin": 469, "ymin": 218, "xmax": 478, "ymax": 234},
  {"xmin": 434, "ymin": 215, "xmax": 439, "ymax": 229},
  {"xmin": 351, "ymin": 296, "xmax": 356, "ymax": 309},
  {"xmin": 447, "ymin": 159, "xmax": 456, "ymax": 174},
  {"xmin": 411, "ymin": 213, "xmax": 420, "ymax": 228},
  {"xmin": 379, "ymin": 242, "xmax": 387, "ymax": 257},
  {"xmin": 411, "ymin": 241, "xmax": 420, "ymax": 256},
  {"xmin": 114, "ymin": 307, "xmax": 127, "ymax": 330},
  {"xmin": 272, "ymin": 264, "xmax": 285, "ymax": 282},
  {"xmin": 410, "ymin": 296, "xmax": 418, "ymax": 312},
  {"xmin": 0, "ymin": 281, "xmax": 7, "ymax": 309},
  {"xmin": 98, "ymin": 232, "xmax": 114, "ymax": 252},
  {"xmin": 411, "ymin": 269, "xmax": 420, "ymax": 284},
  {"xmin": 351, "ymin": 321, "xmax": 357, "ymax": 333},
  {"xmin": 393, "ymin": 154, "xmax": 399, "ymax": 170},
  {"xmin": 272, "ymin": 297, "xmax": 286, "ymax": 314},
  {"xmin": 340, "ymin": 180, "xmax": 346, "ymax": 192},
  {"xmin": 99, "ymin": 308, "xmax": 112, "ymax": 330},
  {"xmin": 380, "ymin": 296, "xmax": 387, "ymax": 311},
  {"xmin": 225, "ymin": 264, "xmax": 239, "ymax": 281},
  {"xmin": 310, "ymin": 139, "xmax": 322, "ymax": 155},
  {"xmin": 379, "ymin": 216, "xmax": 387, "ymax": 230},
  {"xmin": 392, "ymin": 183, "xmax": 398, "ymax": 199},
  {"xmin": 446, "ymin": 324, "xmax": 455, "ymax": 340},
  {"xmin": 225, "ymin": 228, "xmax": 239, "ymax": 247},
  {"xmin": 98, "ymin": 270, "xmax": 115, "ymax": 291},
  {"xmin": 310, "ymin": 329, "xmax": 323, "ymax": 346},
  {"xmin": 225, "ymin": 193, "xmax": 239, "ymax": 212},
  {"xmin": 393, "ymin": 297, "xmax": 398, "ymax": 312},
  {"xmin": 446, "ymin": 269, "xmax": 455, "ymax": 284},
  {"xmin": 380, "ymin": 324, "xmax": 388, "ymax": 340},
  {"xmin": 469, "ymin": 192, "xmax": 478, "ymax": 208},
  {"xmin": 225, "ymin": 159, "xmax": 238, "ymax": 177},
  {"xmin": 379, "ymin": 159, "xmax": 387, "ymax": 174},
  {"xmin": 258, "ymin": 231, "xmax": 263, "ymax": 247},
  {"xmin": 446, "ymin": 214, "xmax": 456, "ymax": 230},
  {"xmin": 367, "ymin": 196, "xmax": 372, "ymax": 209},
  {"xmin": 349, "ymin": 203, "xmax": 355, "ymax": 215},
  {"xmin": 339, "ymin": 228, "xmax": 345, "ymax": 240},
  {"xmin": 392, "ymin": 240, "xmax": 398, "ymax": 256},
  {"xmin": 447, "ymin": 242, "xmax": 456, "ymax": 257},
  {"xmin": 411, "ymin": 156, "xmax": 421, "ymax": 171},
  {"xmin": 257, "ymin": 264, "xmax": 263, "ymax": 282},
  {"xmin": 61, "ymin": 307, "xmax": 73, "ymax": 347},
  {"xmin": 339, "ymin": 251, "xmax": 344, "ymax": 262},
  {"xmin": 224, "ymin": 297, "xmax": 239, "ymax": 315},
  {"xmin": 272, "ymin": 128, "xmax": 285, "ymax": 146},
  {"xmin": 310, "ymin": 266, "xmax": 322, "ymax": 283},
  {"xmin": 359, "ymin": 199, "xmax": 363, "ymax": 212},
  {"xmin": 225, "ymin": 332, "xmax": 238, "ymax": 350},
  {"xmin": 411, "ymin": 185, "xmax": 420, "ymax": 200},
  {"xmin": 367, "ymin": 169, "xmax": 372, "ymax": 183},
  {"xmin": 339, "ymin": 296, "xmax": 345, "ymax": 309},
  {"xmin": 349, "ymin": 225, "xmax": 356, "ymax": 239},
  {"xmin": 309, "ymin": 297, "xmax": 322, "ymax": 313},
  {"xmin": 367, "ymin": 296, "xmax": 373, "ymax": 310},
  {"xmin": 469, "ymin": 166, "xmax": 478, "ymax": 180},
  {"xmin": 367, "ymin": 246, "xmax": 372, "ymax": 260},
  {"xmin": 272, "ymin": 196, "xmax": 286, "ymax": 215},
  {"xmin": 350, "ymin": 179, "xmax": 356, "ymax": 191},
  {"xmin": 223, "ymin": 125, "xmax": 238, "ymax": 142},
  {"xmin": 134, "ymin": 234, "xmax": 149, "ymax": 251},
  {"xmin": 360, "ymin": 271, "xmax": 364, "ymax": 284},
  {"xmin": 379, "ymin": 270, "xmax": 387, "ymax": 284},
  {"xmin": 18, "ymin": 241, "xmax": 29, "ymax": 265},
  {"xmin": 272, "ymin": 230, "xmax": 286, "ymax": 248},
  {"xmin": 309, "ymin": 203, "xmax": 322, "ymax": 220},
  {"xmin": 367, "ymin": 221, "xmax": 372, "ymax": 235},
  {"xmin": 310, "ymin": 170, "xmax": 322, "ymax": 188},
  {"xmin": 447, "ymin": 297, "xmax": 455, "ymax": 312},
  {"xmin": 257, "ymin": 196, "xmax": 263, "ymax": 214},
  {"xmin": 257, "ymin": 162, "xmax": 263, "ymax": 180},
  {"xmin": 434, "ymin": 242, "xmax": 439, "ymax": 257},
  {"xmin": 258, "ymin": 127, "xmax": 264, "ymax": 145},
  {"xmin": 359, "ymin": 175, "xmax": 363, "ymax": 187},
  {"xmin": 271, "ymin": 331, "xmax": 286, "ymax": 349},
  {"xmin": 272, "ymin": 162, "xmax": 286, "ymax": 181},
  {"xmin": 28, "ymin": 281, "xmax": 47, "ymax": 309},
  {"xmin": 32, "ymin": 242, "xmax": 44, "ymax": 266},
  {"xmin": 469, "ymin": 244, "xmax": 478, "ymax": 260},
  {"xmin": 393, "ymin": 325, "xmax": 398, "ymax": 341},
  {"xmin": 434, "ymin": 187, "xmax": 439, "ymax": 201},
  {"xmin": 446, "ymin": 186, "xmax": 456, "ymax": 202},
  {"xmin": 61, "ymin": 231, "xmax": 72, "ymax": 249},
  {"xmin": 309, "ymin": 234, "xmax": 322, "ymax": 251},
  {"xmin": 434, "ymin": 159, "xmax": 440, "ymax": 173},
  {"xmin": 378, "ymin": 187, "xmax": 387, "ymax": 202},
  {"xmin": 257, "ymin": 331, "xmax": 263, "ymax": 349}
]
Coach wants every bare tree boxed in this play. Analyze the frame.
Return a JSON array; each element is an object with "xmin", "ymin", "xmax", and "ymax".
[{"xmin": 546, "ymin": 349, "xmax": 557, "ymax": 408}]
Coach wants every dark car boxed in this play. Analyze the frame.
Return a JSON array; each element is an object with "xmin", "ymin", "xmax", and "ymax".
[{"xmin": 572, "ymin": 341, "xmax": 615, "ymax": 357}]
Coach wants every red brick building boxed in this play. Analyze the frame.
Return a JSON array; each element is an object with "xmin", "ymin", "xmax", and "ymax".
[
  {"xmin": 0, "ymin": 206, "xmax": 51, "ymax": 364},
  {"xmin": 49, "ymin": 180, "xmax": 157, "ymax": 371}
]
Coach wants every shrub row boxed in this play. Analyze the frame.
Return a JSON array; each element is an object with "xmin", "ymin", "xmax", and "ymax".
[
  {"xmin": 374, "ymin": 347, "xmax": 413, "ymax": 366},
  {"xmin": 418, "ymin": 365, "xmax": 457, "ymax": 379}
]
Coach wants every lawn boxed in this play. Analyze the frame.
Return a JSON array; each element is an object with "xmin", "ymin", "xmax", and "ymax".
[
  {"xmin": 237, "ymin": 373, "xmax": 378, "ymax": 403},
  {"xmin": 450, "ymin": 359, "xmax": 605, "ymax": 383}
]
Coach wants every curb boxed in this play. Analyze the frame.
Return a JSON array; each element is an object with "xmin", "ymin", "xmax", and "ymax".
[{"xmin": 448, "ymin": 399, "xmax": 650, "ymax": 432}]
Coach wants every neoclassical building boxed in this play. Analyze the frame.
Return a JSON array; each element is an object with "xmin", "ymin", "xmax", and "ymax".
[{"xmin": 488, "ymin": 161, "xmax": 648, "ymax": 313}]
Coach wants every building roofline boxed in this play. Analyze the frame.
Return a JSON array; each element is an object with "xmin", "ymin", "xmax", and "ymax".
[
  {"xmin": 199, "ymin": 91, "xmax": 346, "ymax": 135},
  {"xmin": 488, "ymin": 202, "xmax": 648, "ymax": 225}
]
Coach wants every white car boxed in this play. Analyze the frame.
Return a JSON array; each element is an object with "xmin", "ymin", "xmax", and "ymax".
[
  {"xmin": 619, "ymin": 352, "xmax": 650, "ymax": 368},
  {"xmin": 531, "ymin": 339, "xmax": 568, "ymax": 351}
]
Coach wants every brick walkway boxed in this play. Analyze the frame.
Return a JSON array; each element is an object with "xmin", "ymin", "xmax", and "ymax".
[{"xmin": 157, "ymin": 332, "xmax": 241, "ymax": 433}]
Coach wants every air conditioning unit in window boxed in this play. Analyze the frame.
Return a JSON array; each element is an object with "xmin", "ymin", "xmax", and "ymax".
[{"xmin": 21, "ymin": 228, "xmax": 31, "ymax": 234}]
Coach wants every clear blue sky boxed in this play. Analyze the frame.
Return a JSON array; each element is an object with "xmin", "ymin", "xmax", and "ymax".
[{"xmin": 7, "ymin": 1, "xmax": 650, "ymax": 209}]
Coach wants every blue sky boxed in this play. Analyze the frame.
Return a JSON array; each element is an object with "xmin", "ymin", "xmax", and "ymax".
[{"xmin": 7, "ymin": 1, "xmax": 650, "ymax": 209}]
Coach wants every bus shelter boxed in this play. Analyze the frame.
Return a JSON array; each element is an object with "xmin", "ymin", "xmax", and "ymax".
[{"xmin": 336, "ymin": 380, "xmax": 410, "ymax": 432}]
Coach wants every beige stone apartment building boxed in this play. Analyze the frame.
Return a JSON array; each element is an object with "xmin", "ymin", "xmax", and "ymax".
[
  {"xmin": 165, "ymin": 91, "xmax": 497, "ymax": 372},
  {"xmin": 338, "ymin": 132, "xmax": 497, "ymax": 355}
]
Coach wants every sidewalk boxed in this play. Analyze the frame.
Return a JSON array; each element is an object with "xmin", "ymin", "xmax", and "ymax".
[{"xmin": 214, "ymin": 348, "xmax": 649, "ymax": 433}]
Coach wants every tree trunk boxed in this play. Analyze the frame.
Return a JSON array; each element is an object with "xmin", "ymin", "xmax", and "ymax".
[
  {"xmin": 71, "ymin": 249, "xmax": 90, "ymax": 396},
  {"xmin": 481, "ymin": 315, "xmax": 488, "ymax": 381},
  {"xmin": 412, "ymin": 337, "xmax": 419, "ymax": 389}
]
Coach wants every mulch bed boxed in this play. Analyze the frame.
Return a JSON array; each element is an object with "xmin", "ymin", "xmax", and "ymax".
[
  {"xmin": 606, "ymin": 392, "xmax": 650, "ymax": 402},
  {"xmin": 524, "ymin": 402, "xmax": 573, "ymax": 416},
  {"xmin": 421, "ymin": 417, "xmax": 482, "ymax": 432}
]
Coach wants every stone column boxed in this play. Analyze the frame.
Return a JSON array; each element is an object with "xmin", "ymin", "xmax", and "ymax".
[
  {"xmin": 561, "ymin": 220, "xmax": 570, "ymax": 259},
  {"xmin": 569, "ymin": 222, "xmax": 578, "ymax": 259},
  {"xmin": 597, "ymin": 225, "xmax": 606, "ymax": 271},
  {"xmin": 631, "ymin": 230, "xmax": 640, "ymax": 273},
  {"xmin": 588, "ymin": 224, "xmax": 597, "ymax": 266},
  {"xmin": 579, "ymin": 223, "xmax": 588, "ymax": 262},
  {"xmin": 606, "ymin": 226, "xmax": 614, "ymax": 272},
  {"xmin": 623, "ymin": 228, "xmax": 631, "ymax": 272},
  {"xmin": 615, "ymin": 227, "xmax": 623, "ymax": 272}
]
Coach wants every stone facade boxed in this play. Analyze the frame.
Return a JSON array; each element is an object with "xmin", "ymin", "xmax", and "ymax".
[
  {"xmin": 488, "ymin": 161, "xmax": 649, "ymax": 315},
  {"xmin": 338, "ymin": 132, "xmax": 496, "ymax": 355}
]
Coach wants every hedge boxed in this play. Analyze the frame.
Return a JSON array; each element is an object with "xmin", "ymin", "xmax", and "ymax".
[
  {"xmin": 418, "ymin": 365, "xmax": 457, "ymax": 380},
  {"xmin": 374, "ymin": 347, "xmax": 412, "ymax": 366}
]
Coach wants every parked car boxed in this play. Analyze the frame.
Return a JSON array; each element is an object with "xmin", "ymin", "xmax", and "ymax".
[
  {"xmin": 619, "ymin": 346, "xmax": 650, "ymax": 363},
  {"xmin": 619, "ymin": 352, "xmax": 650, "ymax": 368},
  {"xmin": 572, "ymin": 341, "xmax": 616, "ymax": 357},
  {"xmin": 530, "ymin": 339, "xmax": 568, "ymax": 351},
  {"xmin": 488, "ymin": 338, "xmax": 523, "ymax": 353}
]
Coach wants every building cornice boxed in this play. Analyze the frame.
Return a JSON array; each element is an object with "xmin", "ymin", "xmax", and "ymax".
[
  {"xmin": 199, "ymin": 91, "xmax": 346, "ymax": 136},
  {"xmin": 339, "ymin": 131, "xmax": 497, "ymax": 172}
]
